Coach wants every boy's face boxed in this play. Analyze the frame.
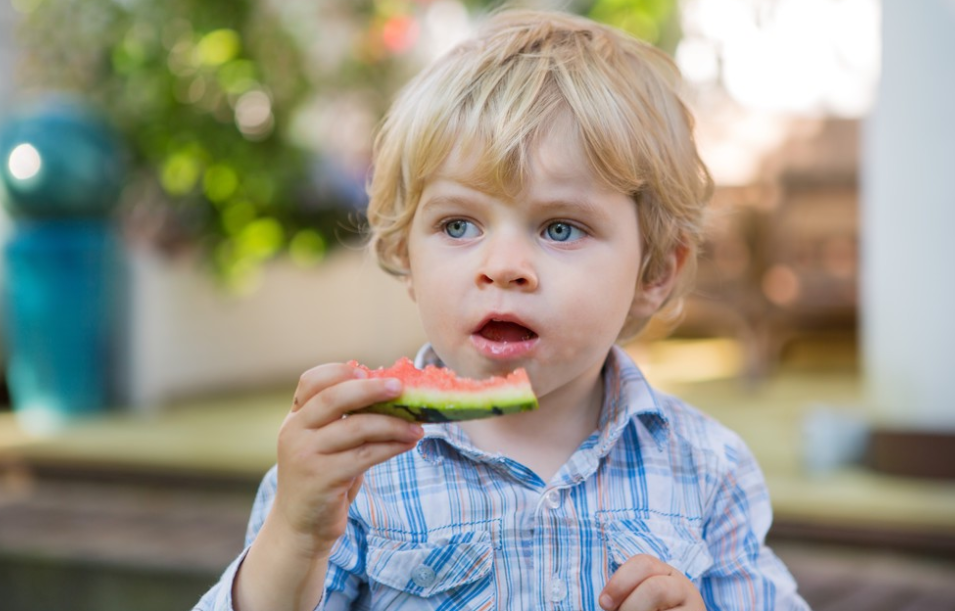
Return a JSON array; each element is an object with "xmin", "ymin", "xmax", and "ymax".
[{"xmin": 404, "ymin": 121, "xmax": 649, "ymax": 401}]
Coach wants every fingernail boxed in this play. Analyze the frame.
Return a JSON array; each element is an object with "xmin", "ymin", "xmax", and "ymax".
[
  {"xmin": 599, "ymin": 594, "xmax": 613, "ymax": 610},
  {"xmin": 353, "ymin": 368, "xmax": 368, "ymax": 379},
  {"xmin": 384, "ymin": 379, "xmax": 402, "ymax": 393},
  {"xmin": 408, "ymin": 424, "xmax": 424, "ymax": 437}
]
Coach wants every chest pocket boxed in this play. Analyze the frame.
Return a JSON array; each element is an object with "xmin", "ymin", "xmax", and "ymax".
[
  {"xmin": 366, "ymin": 530, "xmax": 495, "ymax": 609},
  {"xmin": 599, "ymin": 515, "xmax": 714, "ymax": 584}
]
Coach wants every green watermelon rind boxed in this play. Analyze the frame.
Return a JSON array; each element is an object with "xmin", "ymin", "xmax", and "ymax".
[
  {"xmin": 358, "ymin": 388, "xmax": 537, "ymax": 423},
  {"xmin": 355, "ymin": 393, "xmax": 538, "ymax": 423}
]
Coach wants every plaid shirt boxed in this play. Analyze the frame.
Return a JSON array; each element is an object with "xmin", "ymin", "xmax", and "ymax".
[{"xmin": 196, "ymin": 345, "xmax": 809, "ymax": 610}]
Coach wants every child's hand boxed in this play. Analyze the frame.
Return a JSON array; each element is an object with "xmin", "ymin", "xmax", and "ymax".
[
  {"xmin": 273, "ymin": 362, "xmax": 424, "ymax": 555},
  {"xmin": 599, "ymin": 554, "xmax": 706, "ymax": 611}
]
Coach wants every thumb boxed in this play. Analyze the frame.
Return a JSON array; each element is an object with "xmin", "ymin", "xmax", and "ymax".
[{"xmin": 346, "ymin": 474, "xmax": 364, "ymax": 503}]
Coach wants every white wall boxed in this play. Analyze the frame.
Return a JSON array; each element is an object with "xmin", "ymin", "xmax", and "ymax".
[
  {"xmin": 124, "ymin": 247, "xmax": 427, "ymax": 409},
  {"xmin": 861, "ymin": 0, "xmax": 955, "ymax": 430}
]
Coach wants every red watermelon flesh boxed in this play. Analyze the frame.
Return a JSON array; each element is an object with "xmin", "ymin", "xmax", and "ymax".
[{"xmin": 348, "ymin": 357, "xmax": 538, "ymax": 423}]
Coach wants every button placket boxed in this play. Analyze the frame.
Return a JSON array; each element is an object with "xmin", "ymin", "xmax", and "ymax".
[
  {"xmin": 520, "ymin": 514, "xmax": 536, "ymax": 568},
  {"xmin": 544, "ymin": 488, "xmax": 561, "ymax": 509},
  {"xmin": 548, "ymin": 574, "xmax": 567, "ymax": 602}
]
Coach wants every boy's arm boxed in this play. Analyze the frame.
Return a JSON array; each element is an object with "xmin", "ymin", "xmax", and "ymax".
[
  {"xmin": 699, "ymin": 435, "xmax": 810, "ymax": 610},
  {"xmin": 192, "ymin": 469, "xmax": 332, "ymax": 611},
  {"xmin": 193, "ymin": 364, "xmax": 423, "ymax": 611},
  {"xmin": 192, "ymin": 467, "xmax": 281, "ymax": 611},
  {"xmin": 234, "ymin": 365, "xmax": 421, "ymax": 611},
  {"xmin": 193, "ymin": 468, "xmax": 352, "ymax": 611},
  {"xmin": 232, "ymin": 510, "xmax": 331, "ymax": 611}
]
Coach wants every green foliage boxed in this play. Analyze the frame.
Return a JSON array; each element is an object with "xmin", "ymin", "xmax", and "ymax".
[
  {"xmin": 15, "ymin": 0, "xmax": 346, "ymax": 287},
  {"xmin": 585, "ymin": 0, "xmax": 681, "ymax": 52}
]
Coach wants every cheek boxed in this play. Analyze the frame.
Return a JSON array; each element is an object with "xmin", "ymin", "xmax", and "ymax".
[
  {"xmin": 588, "ymin": 244, "xmax": 640, "ymax": 308},
  {"xmin": 560, "ymin": 272, "xmax": 636, "ymax": 338},
  {"xmin": 612, "ymin": 266, "xmax": 641, "ymax": 318},
  {"xmin": 407, "ymin": 257, "xmax": 463, "ymax": 330},
  {"xmin": 409, "ymin": 251, "xmax": 463, "ymax": 296}
]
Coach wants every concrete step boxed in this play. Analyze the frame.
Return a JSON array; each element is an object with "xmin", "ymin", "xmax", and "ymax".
[{"xmin": 0, "ymin": 470, "xmax": 253, "ymax": 611}]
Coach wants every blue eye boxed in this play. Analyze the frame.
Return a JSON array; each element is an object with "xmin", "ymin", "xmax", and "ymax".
[
  {"xmin": 444, "ymin": 219, "xmax": 475, "ymax": 239},
  {"xmin": 544, "ymin": 222, "xmax": 583, "ymax": 242}
]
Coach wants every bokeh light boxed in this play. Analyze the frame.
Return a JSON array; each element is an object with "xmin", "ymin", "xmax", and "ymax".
[
  {"xmin": 7, "ymin": 143, "xmax": 42, "ymax": 181},
  {"xmin": 234, "ymin": 90, "xmax": 274, "ymax": 139}
]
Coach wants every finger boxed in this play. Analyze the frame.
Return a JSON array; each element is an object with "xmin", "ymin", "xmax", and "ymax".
[
  {"xmin": 316, "ymin": 413, "xmax": 424, "ymax": 453},
  {"xmin": 616, "ymin": 574, "xmax": 686, "ymax": 611},
  {"xmin": 298, "ymin": 377, "xmax": 403, "ymax": 429},
  {"xmin": 600, "ymin": 555, "xmax": 672, "ymax": 611},
  {"xmin": 324, "ymin": 439, "xmax": 421, "ymax": 480},
  {"xmin": 291, "ymin": 363, "xmax": 368, "ymax": 413}
]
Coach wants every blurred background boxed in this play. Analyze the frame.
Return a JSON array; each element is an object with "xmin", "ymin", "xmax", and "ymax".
[{"xmin": 0, "ymin": 0, "xmax": 953, "ymax": 610}]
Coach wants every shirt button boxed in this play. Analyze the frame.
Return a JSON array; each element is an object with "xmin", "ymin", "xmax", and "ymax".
[
  {"xmin": 411, "ymin": 564, "xmax": 437, "ymax": 588},
  {"xmin": 544, "ymin": 489, "xmax": 561, "ymax": 509},
  {"xmin": 549, "ymin": 575, "xmax": 567, "ymax": 602}
]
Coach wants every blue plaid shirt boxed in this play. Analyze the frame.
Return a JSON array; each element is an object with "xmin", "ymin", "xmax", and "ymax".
[{"xmin": 196, "ymin": 345, "xmax": 809, "ymax": 610}]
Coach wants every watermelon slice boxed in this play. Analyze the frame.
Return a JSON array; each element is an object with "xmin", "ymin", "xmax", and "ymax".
[{"xmin": 348, "ymin": 357, "xmax": 538, "ymax": 423}]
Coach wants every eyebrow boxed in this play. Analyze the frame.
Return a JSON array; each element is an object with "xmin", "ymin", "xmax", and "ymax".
[
  {"xmin": 420, "ymin": 192, "xmax": 612, "ymax": 221},
  {"xmin": 418, "ymin": 193, "xmax": 489, "ymax": 213},
  {"xmin": 530, "ymin": 196, "xmax": 609, "ymax": 220}
]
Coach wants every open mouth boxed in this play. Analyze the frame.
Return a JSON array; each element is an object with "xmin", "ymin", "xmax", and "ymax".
[{"xmin": 477, "ymin": 320, "xmax": 538, "ymax": 343}]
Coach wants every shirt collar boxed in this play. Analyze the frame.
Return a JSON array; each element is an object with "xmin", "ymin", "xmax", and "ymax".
[
  {"xmin": 414, "ymin": 344, "xmax": 670, "ymax": 465},
  {"xmin": 596, "ymin": 345, "xmax": 671, "ymax": 452}
]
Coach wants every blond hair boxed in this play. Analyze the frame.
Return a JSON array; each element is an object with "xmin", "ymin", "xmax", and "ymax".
[{"xmin": 366, "ymin": 9, "xmax": 713, "ymax": 336}]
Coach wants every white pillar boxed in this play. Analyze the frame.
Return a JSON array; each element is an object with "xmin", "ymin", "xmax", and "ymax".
[{"xmin": 861, "ymin": 0, "xmax": 955, "ymax": 431}]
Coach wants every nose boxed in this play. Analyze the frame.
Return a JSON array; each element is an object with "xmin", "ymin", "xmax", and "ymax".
[{"xmin": 476, "ymin": 234, "xmax": 539, "ymax": 291}]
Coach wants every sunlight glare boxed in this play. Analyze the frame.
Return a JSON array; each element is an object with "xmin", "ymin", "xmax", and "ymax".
[
  {"xmin": 678, "ymin": 0, "xmax": 881, "ymax": 116},
  {"xmin": 8, "ymin": 143, "xmax": 42, "ymax": 181}
]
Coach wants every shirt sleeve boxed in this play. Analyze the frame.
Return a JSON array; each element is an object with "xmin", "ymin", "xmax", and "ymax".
[
  {"xmin": 192, "ymin": 466, "xmax": 369, "ymax": 611},
  {"xmin": 700, "ymin": 435, "xmax": 811, "ymax": 611},
  {"xmin": 191, "ymin": 466, "xmax": 278, "ymax": 611}
]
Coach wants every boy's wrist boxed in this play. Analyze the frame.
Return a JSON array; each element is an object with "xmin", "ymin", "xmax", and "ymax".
[
  {"xmin": 234, "ymin": 514, "xmax": 331, "ymax": 611},
  {"xmin": 264, "ymin": 510, "xmax": 337, "ymax": 561}
]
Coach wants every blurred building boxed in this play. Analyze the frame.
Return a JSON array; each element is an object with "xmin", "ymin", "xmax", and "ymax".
[{"xmin": 673, "ymin": 116, "xmax": 860, "ymax": 380}]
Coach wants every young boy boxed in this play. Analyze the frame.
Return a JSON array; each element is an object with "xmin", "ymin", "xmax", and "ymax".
[{"xmin": 197, "ymin": 9, "xmax": 809, "ymax": 611}]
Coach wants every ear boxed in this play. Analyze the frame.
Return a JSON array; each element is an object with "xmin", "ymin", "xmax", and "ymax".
[
  {"xmin": 395, "ymin": 242, "xmax": 415, "ymax": 302},
  {"xmin": 629, "ymin": 245, "xmax": 688, "ymax": 320},
  {"xmin": 404, "ymin": 273, "xmax": 416, "ymax": 303}
]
